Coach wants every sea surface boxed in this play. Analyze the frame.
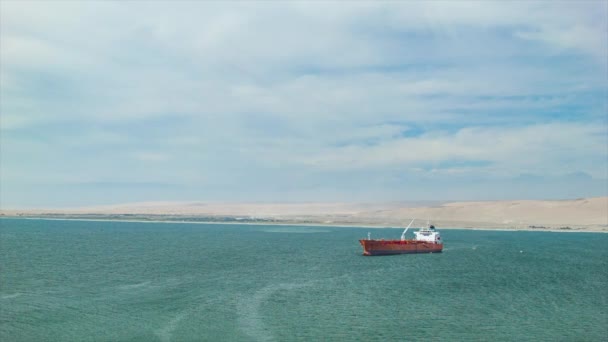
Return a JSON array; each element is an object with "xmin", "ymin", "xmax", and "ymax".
[{"xmin": 1, "ymin": 218, "xmax": 607, "ymax": 341}]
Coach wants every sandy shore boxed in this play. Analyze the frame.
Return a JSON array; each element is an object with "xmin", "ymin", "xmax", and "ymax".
[
  {"xmin": 2, "ymin": 196, "xmax": 606, "ymax": 233},
  {"xmin": 2, "ymin": 216, "xmax": 605, "ymax": 233}
]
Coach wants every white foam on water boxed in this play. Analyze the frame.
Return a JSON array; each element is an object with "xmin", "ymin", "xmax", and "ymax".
[
  {"xmin": 237, "ymin": 282, "xmax": 311, "ymax": 342},
  {"xmin": 155, "ymin": 312, "xmax": 187, "ymax": 342},
  {"xmin": 1, "ymin": 293, "xmax": 22, "ymax": 300},
  {"xmin": 442, "ymin": 245, "xmax": 478, "ymax": 252},
  {"xmin": 261, "ymin": 228, "xmax": 330, "ymax": 234},
  {"xmin": 117, "ymin": 281, "xmax": 151, "ymax": 290}
]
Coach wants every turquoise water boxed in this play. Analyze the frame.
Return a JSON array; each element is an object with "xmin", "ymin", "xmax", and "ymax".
[{"xmin": 1, "ymin": 218, "xmax": 607, "ymax": 341}]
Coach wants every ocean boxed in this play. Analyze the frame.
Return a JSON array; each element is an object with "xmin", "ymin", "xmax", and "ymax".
[{"xmin": 1, "ymin": 218, "xmax": 606, "ymax": 341}]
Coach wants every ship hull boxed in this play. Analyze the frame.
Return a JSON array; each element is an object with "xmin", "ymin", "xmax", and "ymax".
[{"xmin": 359, "ymin": 239, "xmax": 443, "ymax": 256}]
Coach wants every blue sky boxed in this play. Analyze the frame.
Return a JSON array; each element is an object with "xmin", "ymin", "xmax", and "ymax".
[{"xmin": 1, "ymin": 1, "xmax": 607, "ymax": 208}]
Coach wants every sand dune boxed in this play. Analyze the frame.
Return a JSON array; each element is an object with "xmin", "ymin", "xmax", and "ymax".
[
  {"xmin": 371, "ymin": 197, "xmax": 607, "ymax": 227},
  {"xmin": 2, "ymin": 197, "xmax": 606, "ymax": 231}
]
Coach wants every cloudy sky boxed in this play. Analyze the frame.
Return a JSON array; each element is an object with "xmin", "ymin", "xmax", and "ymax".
[{"xmin": 1, "ymin": 1, "xmax": 607, "ymax": 208}]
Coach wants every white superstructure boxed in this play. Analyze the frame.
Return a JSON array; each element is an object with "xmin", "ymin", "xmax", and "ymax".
[{"xmin": 414, "ymin": 225, "xmax": 442, "ymax": 244}]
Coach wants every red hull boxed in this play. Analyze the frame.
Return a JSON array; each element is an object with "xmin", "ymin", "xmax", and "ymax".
[{"xmin": 359, "ymin": 239, "xmax": 443, "ymax": 256}]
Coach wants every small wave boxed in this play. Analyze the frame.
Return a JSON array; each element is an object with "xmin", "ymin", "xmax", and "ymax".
[
  {"xmin": 237, "ymin": 282, "xmax": 312, "ymax": 341},
  {"xmin": 261, "ymin": 228, "xmax": 330, "ymax": 234},
  {"xmin": 155, "ymin": 312, "xmax": 187, "ymax": 342},
  {"xmin": 1, "ymin": 293, "xmax": 22, "ymax": 300},
  {"xmin": 442, "ymin": 244, "xmax": 479, "ymax": 252},
  {"xmin": 117, "ymin": 281, "xmax": 151, "ymax": 290}
]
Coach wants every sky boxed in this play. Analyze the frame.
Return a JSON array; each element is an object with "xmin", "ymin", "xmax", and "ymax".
[{"xmin": 1, "ymin": 1, "xmax": 607, "ymax": 208}]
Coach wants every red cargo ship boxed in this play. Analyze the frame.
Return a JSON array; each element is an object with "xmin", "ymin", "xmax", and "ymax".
[{"xmin": 359, "ymin": 220, "xmax": 443, "ymax": 256}]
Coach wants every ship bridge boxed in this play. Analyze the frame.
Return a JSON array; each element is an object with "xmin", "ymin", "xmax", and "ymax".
[{"xmin": 414, "ymin": 225, "xmax": 442, "ymax": 244}]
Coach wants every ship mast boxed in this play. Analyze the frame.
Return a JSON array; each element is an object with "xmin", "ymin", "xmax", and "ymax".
[{"xmin": 400, "ymin": 219, "xmax": 416, "ymax": 241}]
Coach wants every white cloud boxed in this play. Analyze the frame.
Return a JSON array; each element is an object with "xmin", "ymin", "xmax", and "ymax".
[
  {"xmin": 275, "ymin": 122, "xmax": 607, "ymax": 178},
  {"xmin": 134, "ymin": 152, "xmax": 170, "ymax": 162},
  {"xmin": 0, "ymin": 1, "xmax": 606, "ymax": 205},
  {"xmin": 516, "ymin": 25, "xmax": 607, "ymax": 63}
]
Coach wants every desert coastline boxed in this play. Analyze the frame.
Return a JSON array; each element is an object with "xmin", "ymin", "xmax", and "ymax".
[
  {"xmin": 3, "ymin": 196, "xmax": 607, "ymax": 233},
  {"xmin": 5, "ymin": 217, "xmax": 607, "ymax": 234}
]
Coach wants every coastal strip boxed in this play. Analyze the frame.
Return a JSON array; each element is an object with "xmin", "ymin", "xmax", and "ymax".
[{"xmin": 1, "ymin": 216, "xmax": 606, "ymax": 233}]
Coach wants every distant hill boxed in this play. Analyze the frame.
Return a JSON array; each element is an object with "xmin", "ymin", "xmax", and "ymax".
[{"xmin": 2, "ymin": 197, "xmax": 607, "ymax": 231}]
